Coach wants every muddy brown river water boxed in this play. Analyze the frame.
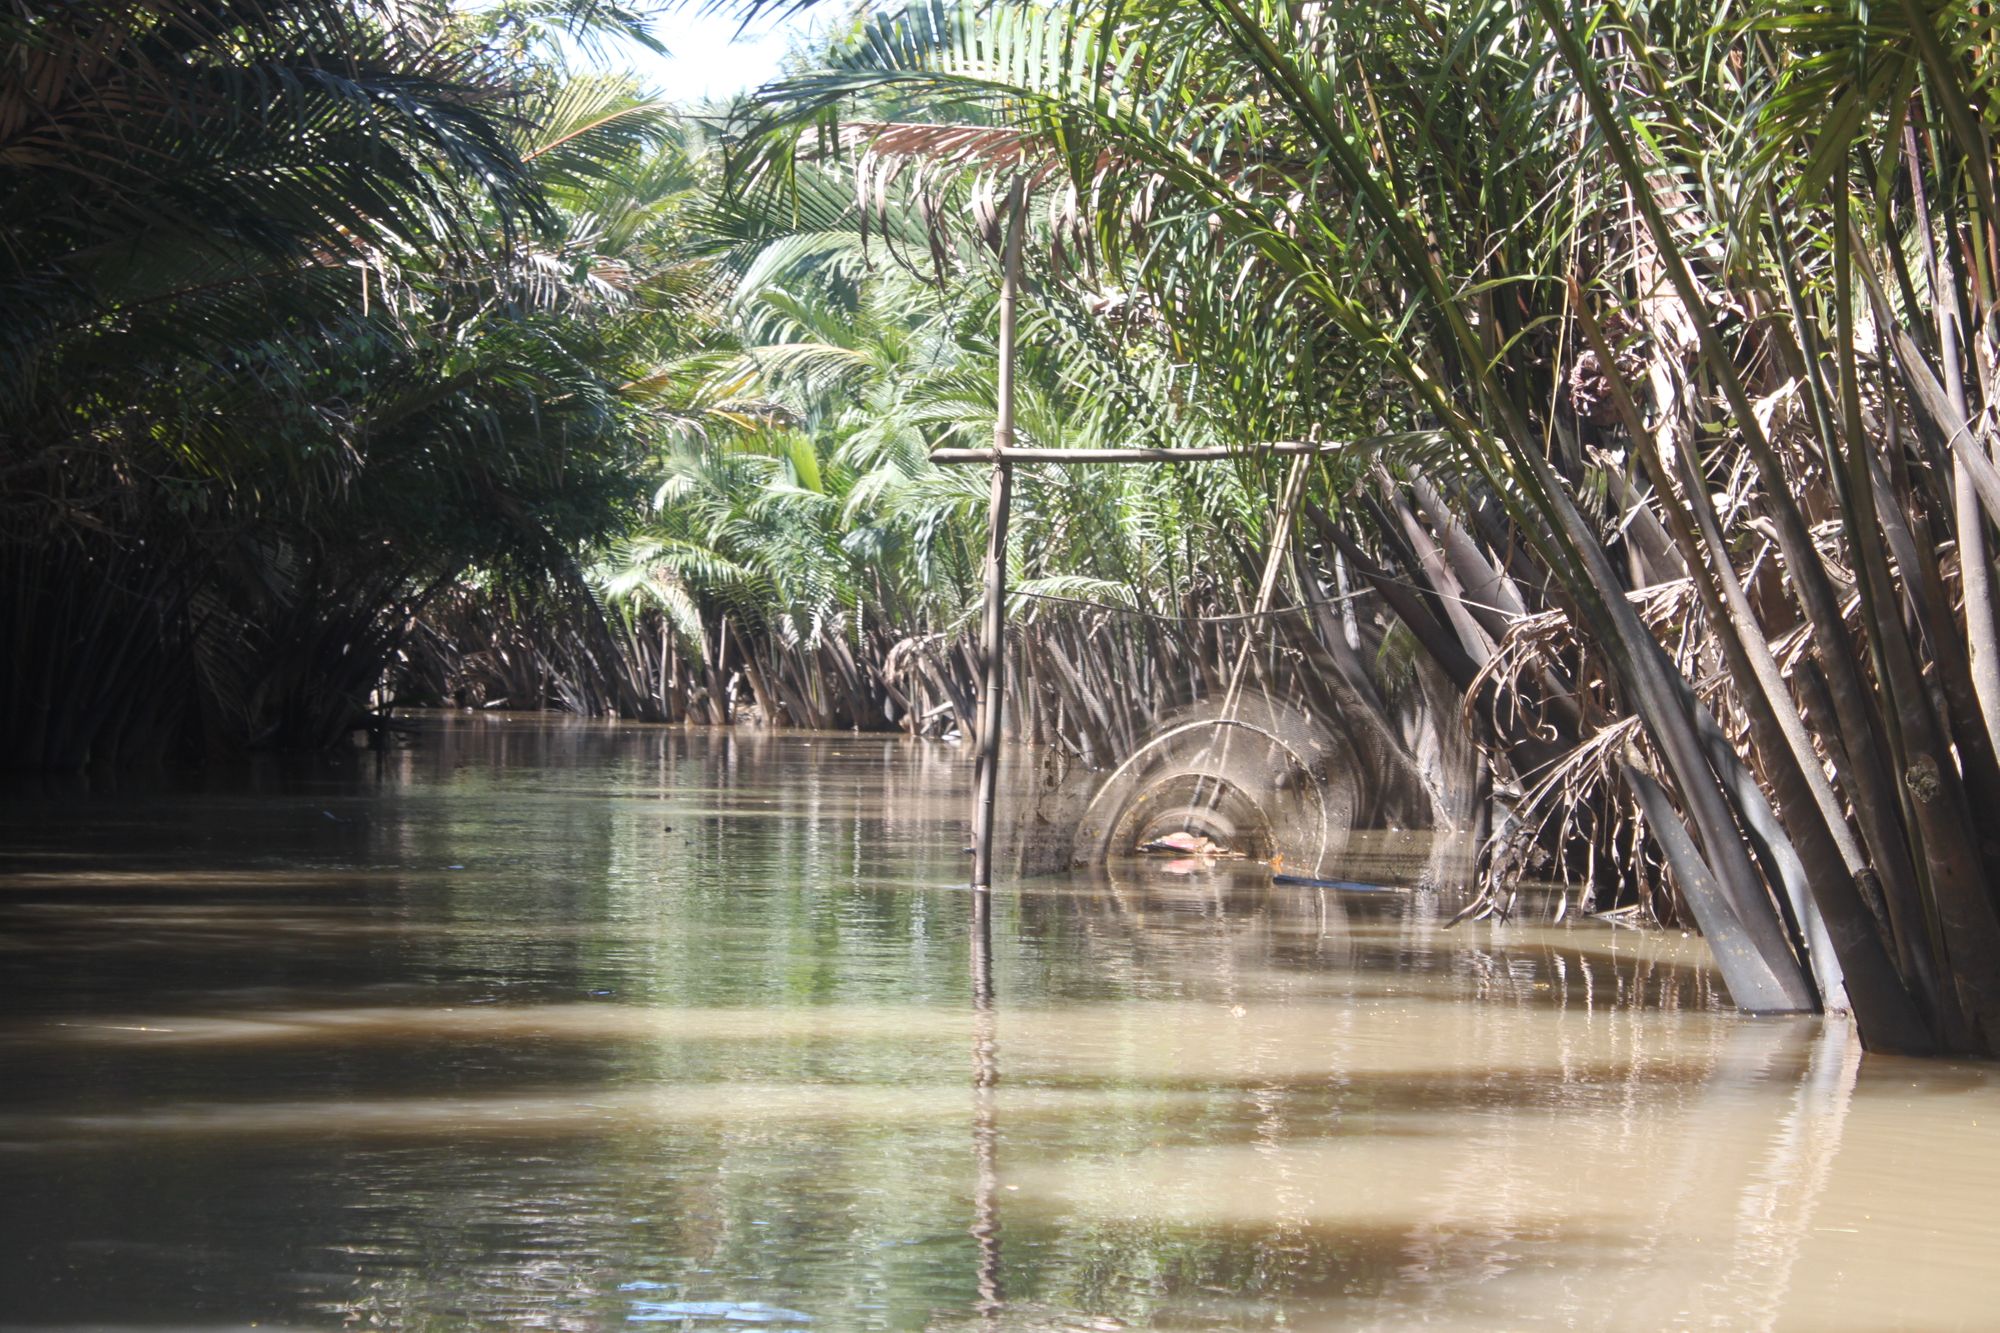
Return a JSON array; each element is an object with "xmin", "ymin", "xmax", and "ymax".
[{"xmin": 2, "ymin": 714, "xmax": 1998, "ymax": 1331}]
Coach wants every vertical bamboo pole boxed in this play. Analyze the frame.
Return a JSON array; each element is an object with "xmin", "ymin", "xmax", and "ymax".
[{"xmin": 971, "ymin": 181, "xmax": 1027, "ymax": 890}]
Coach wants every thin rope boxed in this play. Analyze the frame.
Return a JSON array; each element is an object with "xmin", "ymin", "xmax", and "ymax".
[{"xmin": 1183, "ymin": 454, "xmax": 1315, "ymax": 834}]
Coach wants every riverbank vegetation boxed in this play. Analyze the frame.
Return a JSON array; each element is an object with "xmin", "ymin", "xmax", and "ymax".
[
  {"xmin": 12, "ymin": 0, "xmax": 2000, "ymax": 1053},
  {"xmin": 717, "ymin": 0, "xmax": 2000, "ymax": 1054},
  {"xmin": 1, "ymin": 0, "xmax": 703, "ymax": 764}
]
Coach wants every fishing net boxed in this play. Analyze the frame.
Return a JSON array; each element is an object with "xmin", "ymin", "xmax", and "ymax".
[{"xmin": 994, "ymin": 598, "xmax": 1483, "ymax": 889}]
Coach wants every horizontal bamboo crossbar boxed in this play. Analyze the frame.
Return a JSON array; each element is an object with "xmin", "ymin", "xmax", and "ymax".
[{"xmin": 928, "ymin": 442, "xmax": 1343, "ymax": 464}]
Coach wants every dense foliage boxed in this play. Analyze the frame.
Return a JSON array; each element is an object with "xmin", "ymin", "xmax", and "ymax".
[
  {"xmin": 19, "ymin": 0, "xmax": 2000, "ymax": 1056},
  {"xmin": 0, "ymin": 0, "xmax": 695, "ymax": 763},
  {"xmin": 718, "ymin": 0, "xmax": 2000, "ymax": 1055}
]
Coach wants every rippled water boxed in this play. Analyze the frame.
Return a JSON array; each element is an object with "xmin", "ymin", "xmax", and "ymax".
[{"xmin": 3, "ymin": 715, "xmax": 1998, "ymax": 1331}]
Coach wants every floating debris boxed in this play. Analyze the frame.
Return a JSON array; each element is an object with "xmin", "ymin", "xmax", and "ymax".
[{"xmin": 1136, "ymin": 829, "xmax": 1242, "ymax": 857}]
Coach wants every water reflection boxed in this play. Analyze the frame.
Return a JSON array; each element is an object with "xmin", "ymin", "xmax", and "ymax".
[
  {"xmin": 1, "ymin": 715, "xmax": 1997, "ymax": 1331},
  {"xmin": 969, "ymin": 886, "xmax": 1003, "ymax": 1322}
]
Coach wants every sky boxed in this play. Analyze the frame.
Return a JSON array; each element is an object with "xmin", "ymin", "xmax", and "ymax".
[{"xmin": 617, "ymin": 8, "xmax": 824, "ymax": 103}]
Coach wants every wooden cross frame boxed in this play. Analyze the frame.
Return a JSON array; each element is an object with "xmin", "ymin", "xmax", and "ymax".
[{"xmin": 933, "ymin": 185, "xmax": 1348, "ymax": 888}]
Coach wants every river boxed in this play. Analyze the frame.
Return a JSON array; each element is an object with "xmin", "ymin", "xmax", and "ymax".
[{"xmin": 2, "ymin": 715, "xmax": 1997, "ymax": 1330}]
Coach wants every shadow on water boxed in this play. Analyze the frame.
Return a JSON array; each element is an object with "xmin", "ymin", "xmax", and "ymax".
[{"xmin": 2, "ymin": 714, "xmax": 1999, "ymax": 1331}]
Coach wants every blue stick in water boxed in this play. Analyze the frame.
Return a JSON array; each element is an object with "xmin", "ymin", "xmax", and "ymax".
[{"xmin": 1271, "ymin": 873, "xmax": 1401, "ymax": 892}]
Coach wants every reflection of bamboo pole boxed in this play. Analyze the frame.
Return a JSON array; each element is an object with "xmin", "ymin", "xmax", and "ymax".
[
  {"xmin": 969, "ymin": 888, "xmax": 1003, "ymax": 1320},
  {"xmin": 970, "ymin": 180, "xmax": 1028, "ymax": 891}
]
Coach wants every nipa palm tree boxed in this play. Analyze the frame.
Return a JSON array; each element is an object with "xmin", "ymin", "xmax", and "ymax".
[{"xmin": 734, "ymin": 0, "xmax": 2000, "ymax": 1054}]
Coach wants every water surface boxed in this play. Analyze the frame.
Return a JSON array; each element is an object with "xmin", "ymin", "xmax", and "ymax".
[{"xmin": 2, "ymin": 715, "xmax": 1996, "ymax": 1330}]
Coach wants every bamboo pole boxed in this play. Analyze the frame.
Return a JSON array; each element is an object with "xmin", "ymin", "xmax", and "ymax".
[
  {"xmin": 930, "ymin": 442, "xmax": 1345, "ymax": 464},
  {"xmin": 970, "ymin": 181, "xmax": 1028, "ymax": 890}
]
